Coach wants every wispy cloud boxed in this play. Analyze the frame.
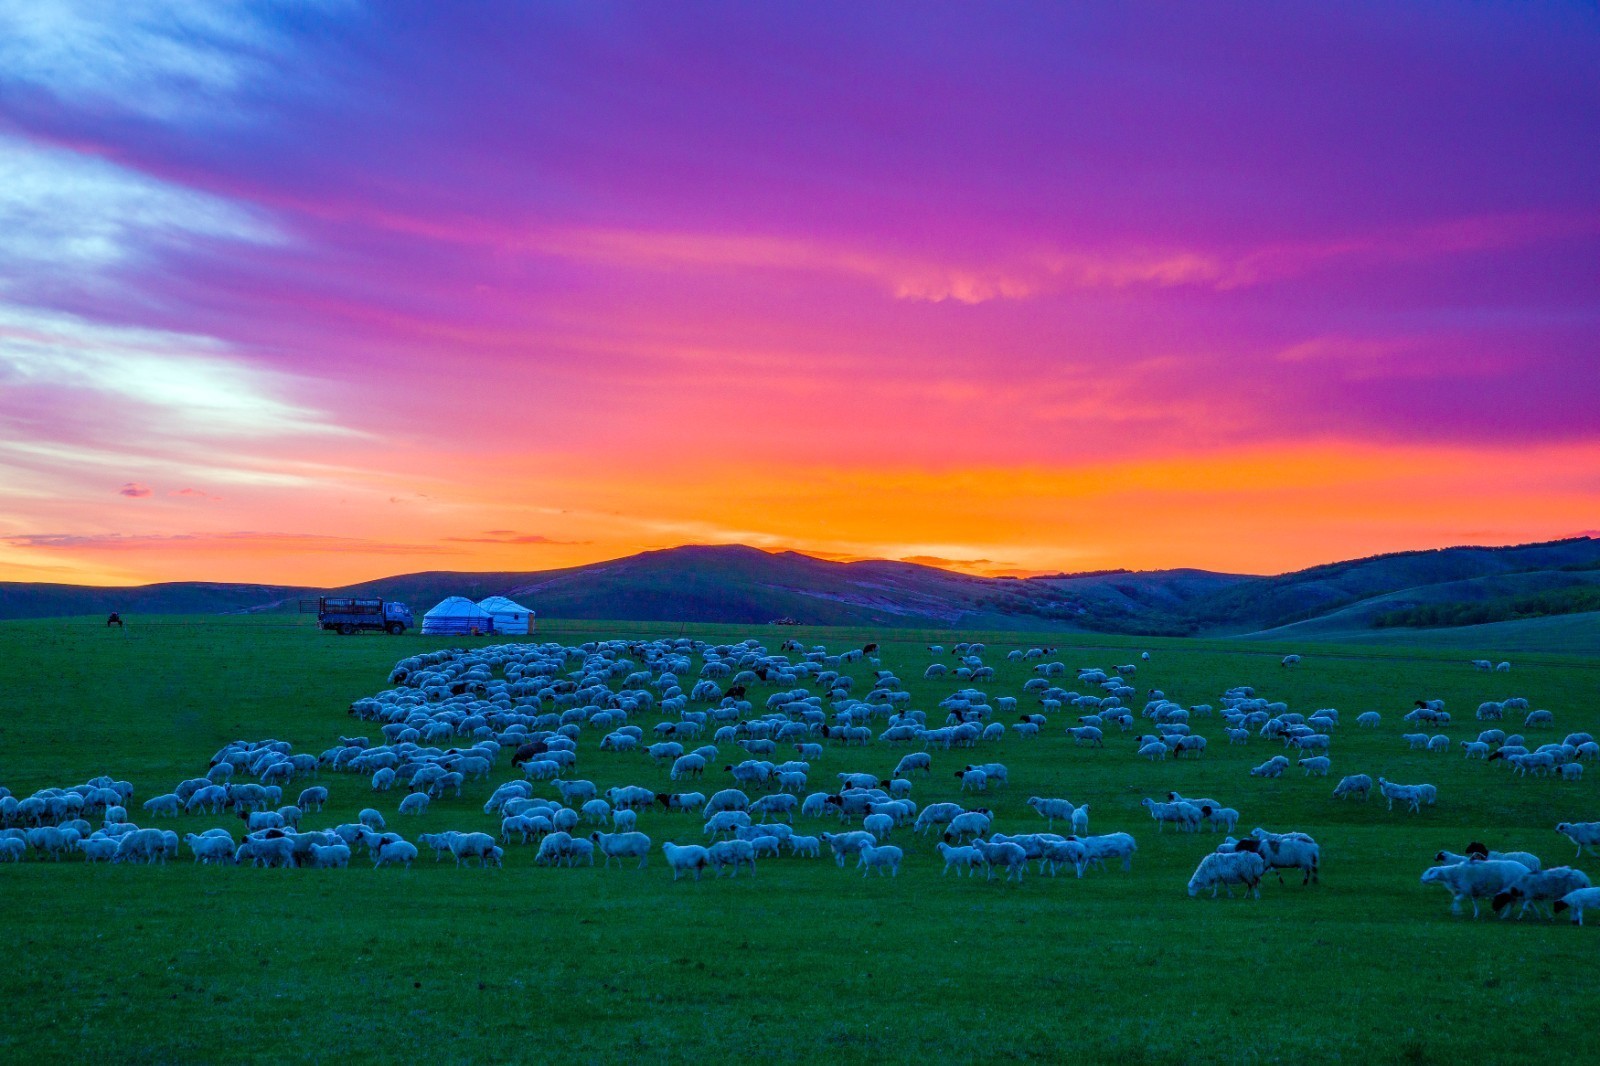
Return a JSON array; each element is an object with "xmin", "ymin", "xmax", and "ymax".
[
  {"xmin": 441, "ymin": 531, "xmax": 588, "ymax": 545},
  {"xmin": 118, "ymin": 482, "xmax": 152, "ymax": 498},
  {"xmin": 0, "ymin": 304, "xmax": 350, "ymax": 439},
  {"xmin": 3, "ymin": 532, "xmax": 463, "ymax": 556},
  {"xmin": 0, "ymin": 134, "xmax": 279, "ymax": 283},
  {"xmin": 0, "ymin": 2, "xmax": 349, "ymax": 122}
]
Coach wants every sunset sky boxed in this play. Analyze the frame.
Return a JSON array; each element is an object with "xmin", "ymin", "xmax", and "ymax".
[{"xmin": 1, "ymin": 3, "xmax": 1597, "ymax": 587}]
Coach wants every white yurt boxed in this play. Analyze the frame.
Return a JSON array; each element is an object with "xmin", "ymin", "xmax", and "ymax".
[
  {"xmin": 421, "ymin": 596, "xmax": 495, "ymax": 636},
  {"xmin": 477, "ymin": 595, "xmax": 535, "ymax": 635}
]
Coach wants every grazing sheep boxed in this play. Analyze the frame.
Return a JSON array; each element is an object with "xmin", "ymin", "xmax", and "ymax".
[
  {"xmin": 1141, "ymin": 798, "xmax": 1201, "ymax": 833},
  {"xmin": 449, "ymin": 832, "xmax": 500, "ymax": 867},
  {"xmin": 1553, "ymin": 887, "xmax": 1600, "ymax": 924},
  {"xmin": 788, "ymin": 834, "xmax": 821, "ymax": 858},
  {"xmin": 957, "ymin": 767, "xmax": 988, "ymax": 792},
  {"xmin": 398, "ymin": 792, "xmax": 430, "ymax": 816},
  {"xmin": 660, "ymin": 841, "xmax": 710, "ymax": 881},
  {"xmin": 1188, "ymin": 850, "xmax": 1266, "ymax": 899},
  {"xmin": 1027, "ymin": 796, "xmax": 1076, "ymax": 829},
  {"xmin": 296, "ymin": 786, "xmax": 328, "ymax": 812},
  {"xmin": 1357, "ymin": 712, "xmax": 1381, "ymax": 728},
  {"xmin": 591, "ymin": 831, "xmax": 652, "ymax": 869},
  {"xmin": 1555, "ymin": 821, "xmax": 1600, "ymax": 858},
  {"xmin": 1493, "ymin": 867, "xmax": 1592, "ymax": 919},
  {"xmin": 1281, "ymin": 654, "xmax": 1301, "ymax": 667},
  {"xmin": 822, "ymin": 830, "xmax": 877, "ymax": 866},
  {"xmin": 372, "ymin": 839, "xmax": 418, "ymax": 869},
  {"xmin": 1378, "ymin": 778, "xmax": 1430, "ymax": 813},
  {"xmin": 1078, "ymin": 832, "xmax": 1138, "ymax": 872},
  {"xmin": 142, "ymin": 794, "xmax": 181, "ymax": 818},
  {"xmin": 1332, "ymin": 774, "xmax": 1372, "ymax": 801},
  {"xmin": 1251, "ymin": 830, "xmax": 1321, "ymax": 885},
  {"xmin": 971, "ymin": 838, "xmax": 1029, "ymax": 881},
  {"xmin": 534, "ymin": 832, "xmax": 573, "ymax": 866},
  {"xmin": 1421, "ymin": 860, "xmax": 1530, "ymax": 917},
  {"xmin": 1299, "ymin": 756, "xmax": 1331, "ymax": 777},
  {"xmin": 862, "ymin": 813, "xmax": 895, "ymax": 841},
  {"xmin": 553, "ymin": 779, "xmax": 598, "ymax": 806},
  {"xmin": 856, "ymin": 842, "xmax": 903, "ymax": 877},
  {"xmin": 941, "ymin": 811, "xmax": 993, "ymax": 843},
  {"xmin": 1250, "ymin": 756, "xmax": 1289, "ymax": 778},
  {"xmin": 708, "ymin": 839, "xmax": 757, "ymax": 878},
  {"xmin": 359, "ymin": 808, "xmax": 385, "ymax": 830},
  {"xmin": 937, "ymin": 841, "xmax": 979, "ymax": 876},
  {"xmin": 311, "ymin": 843, "xmax": 351, "ymax": 868}
]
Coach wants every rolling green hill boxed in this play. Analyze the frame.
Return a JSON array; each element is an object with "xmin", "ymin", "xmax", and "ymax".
[{"xmin": 4, "ymin": 536, "xmax": 1600, "ymax": 641}]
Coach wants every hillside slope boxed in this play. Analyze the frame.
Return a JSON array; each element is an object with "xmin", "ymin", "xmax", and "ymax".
[
  {"xmin": 4, "ymin": 536, "xmax": 1599, "ymax": 638},
  {"xmin": 1176, "ymin": 538, "xmax": 1600, "ymax": 634},
  {"xmin": 0, "ymin": 581, "xmax": 306, "ymax": 621}
]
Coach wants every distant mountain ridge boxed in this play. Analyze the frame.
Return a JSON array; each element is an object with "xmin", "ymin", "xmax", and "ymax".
[{"xmin": 3, "ymin": 537, "xmax": 1599, "ymax": 637}]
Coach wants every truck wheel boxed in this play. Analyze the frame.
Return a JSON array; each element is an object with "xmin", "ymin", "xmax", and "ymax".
[
  {"xmin": 386, "ymin": 622, "xmax": 405, "ymax": 635},
  {"xmin": 338, "ymin": 623, "xmax": 356, "ymax": 636}
]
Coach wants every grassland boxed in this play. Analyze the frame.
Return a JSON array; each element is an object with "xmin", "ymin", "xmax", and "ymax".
[{"xmin": 2, "ymin": 615, "xmax": 1597, "ymax": 1064}]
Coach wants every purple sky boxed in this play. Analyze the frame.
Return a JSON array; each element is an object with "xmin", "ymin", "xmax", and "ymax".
[{"xmin": 1, "ymin": 3, "xmax": 1597, "ymax": 584}]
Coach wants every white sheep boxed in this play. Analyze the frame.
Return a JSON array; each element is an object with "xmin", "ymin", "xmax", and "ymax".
[
  {"xmin": 142, "ymin": 794, "xmax": 181, "ymax": 818},
  {"xmin": 1251, "ymin": 830, "xmax": 1321, "ymax": 885},
  {"xmin": 1079, "ymin": 832, "xmax": 1137, "ymax": 872},
  {"xmin": 398, "ymin": 792, "xmax": 430, "ymax": 816},
  {"xmin": 788, "ymin": 834, "xmax": 821, "ymax": 858},
  {"xmin": 1187, "ymin": 850, "xmax": 1266, "ymax": 899},
  {"xmin": 591, "ymin": 831, "xmax": 652, "ymax": 869},
  {"xmin": 1071, "ymin": 805, "xmax": 1090, "ymax": 836},
  {"xmin": 938, "ymin": 841, "xmax": 979, "ymax": 876},
  {"xmin": 1298, "ymin": 756, "xmax": 1331, "ymax": 776},
  {"xmin": 311, "ymin": 843, "xmax": 351, "ymax": 868},
  {"xmin": 1332, "ymin": 774, "xmax": 1372, "ymax": 800},
  {"xmin": 971, "ymin": 838, "xmax": 1028, "ymax": 881},
  {"xmin": 708, "ymin": 839, "xmax": 757, "ymax": 878},
  {"xmin": 372, "ymin": 839, "xmax": 418, "ymax": 869},
  {"xmin": 1249, "ymin": 756, "xmax": 1289, "ymax": 778},
  {"xmin": 1027, "ymin": 796, "xmax": 1076, "ymax": 829},
  {"xmin": 856, "ymin": 842, "xmax": 903, "ymax": 877},
  {"xmin": 862, "ymin": 813, "xmax": 895, "ymax": 841},
  {"xmin": 1494, "ymin": 866, "xmax": 1592, "ymax": 919},
  {"xmin": 1555, "ymin": 821, "xmax": 1600, "ymax": 857},
  {"xmin": 1554, "ymin": 887, "xmax": 1600, "ymax": 924},
  {"xmin": 1420, "ymin": 859, "xmax": 1529, "ymax": 917}
]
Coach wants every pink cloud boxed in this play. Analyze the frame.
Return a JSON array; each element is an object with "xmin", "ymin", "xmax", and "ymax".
[
  {"xmin": 118, "ymin": 483, "xmax": 152, "ymax": 498},
  {"xmin": 3, "ymin": 532, "xmax": 463, "ymax": 555},
  {"xmin": 441, "ymin": 532, "xmax": 588, "ymax": 545}
]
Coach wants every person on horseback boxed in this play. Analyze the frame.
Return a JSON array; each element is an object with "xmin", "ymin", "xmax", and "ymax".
[{"xmin": 106, "ymin": 612, "xmax": 123, "ymax": 628}]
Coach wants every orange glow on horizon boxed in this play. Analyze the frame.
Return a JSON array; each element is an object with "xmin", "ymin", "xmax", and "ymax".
[{"xmin": 5, "ymin": 440, "xmax": 1595, "ymax": 588}]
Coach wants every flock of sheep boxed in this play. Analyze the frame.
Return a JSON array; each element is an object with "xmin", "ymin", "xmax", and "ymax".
[{"xmin": 2, "ymin": 635, "xmax": 1596, "ymax": 924}]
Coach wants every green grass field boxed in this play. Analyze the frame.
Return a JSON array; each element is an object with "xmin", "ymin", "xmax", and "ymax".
[{"xmin": 2, "ymin": 616, "xmax": 1597, "ymax": 1064}]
